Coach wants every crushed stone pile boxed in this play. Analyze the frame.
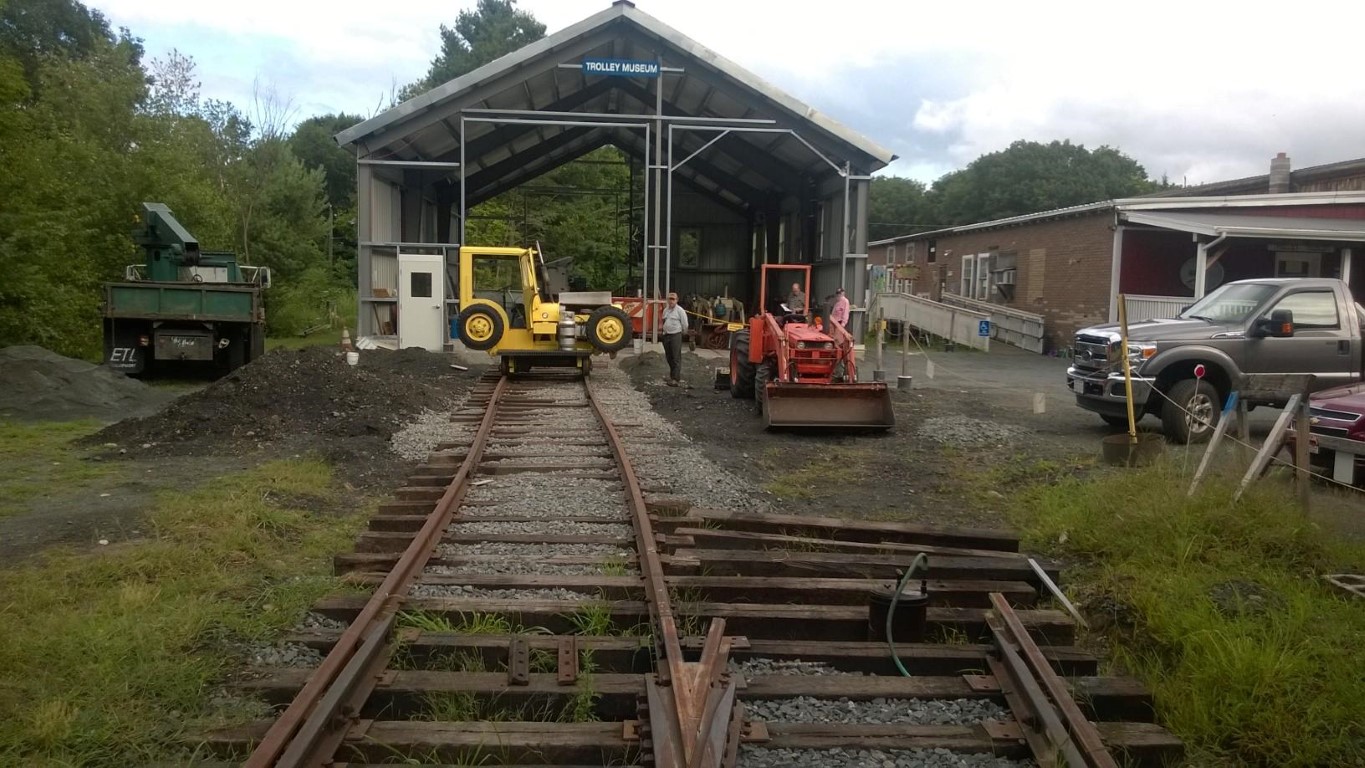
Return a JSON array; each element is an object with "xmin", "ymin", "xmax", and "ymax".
[
  {"xmin": 0, "ymin": 345, "xmax": 171, "ymax": 422},
  {"xmin": 87, "ymin": 346, "xmax": 482, "ymax": 456}
]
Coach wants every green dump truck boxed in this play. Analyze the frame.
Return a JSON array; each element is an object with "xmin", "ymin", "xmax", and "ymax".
[{"xmin": 102, "ymin": 203, "xmax": 272, "ymax": 376}]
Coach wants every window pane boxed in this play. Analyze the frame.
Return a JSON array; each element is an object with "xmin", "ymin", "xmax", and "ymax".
[
  {"xmin": 1271, "ymin": 291, "xmax": 1338, "ymax": 328},
  {"xmin": 410, "ymin": 271, "xmax": 432, "ymax": 298}
]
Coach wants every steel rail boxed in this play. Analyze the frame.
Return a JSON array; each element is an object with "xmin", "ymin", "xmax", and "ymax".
[
  {"xmin": 988, "ymin": 592, "xmax": 1119, "ymax": 768},
  {"xmin": 583, "ymin": 378, "xmax": 718, "ymax": 768},
  {"xmin": 243, "ymin": 374, "xmax": 510, "ymax": 767}
]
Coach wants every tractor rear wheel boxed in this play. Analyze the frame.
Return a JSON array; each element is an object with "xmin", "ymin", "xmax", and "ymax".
[
  {"xmin": 459, "ymin": 305, "xmax": 504, "ymax": 351},
  {"xmin": 729, "ymin": 329, "xmax": 755, "ymax": 399},
  {"xmin": 586, "ymin": 306, "xmax": 631, "ymax": 352}
]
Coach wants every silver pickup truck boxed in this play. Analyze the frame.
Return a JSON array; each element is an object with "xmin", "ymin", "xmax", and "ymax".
[{"xmin": 1066, "ymin": 277, "xmax": 1365, "ymax": 442}]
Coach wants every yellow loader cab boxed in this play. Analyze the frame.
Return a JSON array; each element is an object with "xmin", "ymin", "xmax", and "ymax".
[{"xmin": 455, "ymin": 245, "xmax": 632, "ymax": 376}]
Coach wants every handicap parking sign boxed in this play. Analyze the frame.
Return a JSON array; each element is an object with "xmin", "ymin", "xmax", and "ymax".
[{"xmin": 978, "ymin": 320, "xmax": 990, "ymax": 337}]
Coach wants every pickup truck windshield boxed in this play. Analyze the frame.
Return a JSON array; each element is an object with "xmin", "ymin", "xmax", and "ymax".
[{"xmin": 1178, "ymin": 283, "xmax": 1277, "ymax": 323}]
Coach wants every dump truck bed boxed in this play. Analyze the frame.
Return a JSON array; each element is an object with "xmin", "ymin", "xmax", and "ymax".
[{"xmin": 102, "ymin": 281, "xmax": 263, "ymax": 322}]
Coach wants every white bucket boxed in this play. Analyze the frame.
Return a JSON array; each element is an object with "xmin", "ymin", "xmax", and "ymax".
[{"xmin": 345, "ymin": 351, "xmax": 359, "ymax": 366}]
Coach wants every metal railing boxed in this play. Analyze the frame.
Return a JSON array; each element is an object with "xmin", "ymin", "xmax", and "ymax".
[
  {"xmin": 939, "ymin": 293, "xmax": 1045, "ymax": 353},
  {"xmin": 870, "ymin": 292, "xmax": 990, "ymax": 351}
]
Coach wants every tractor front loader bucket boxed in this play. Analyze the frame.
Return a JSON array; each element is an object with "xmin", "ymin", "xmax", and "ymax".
[{"xmin": 761, "ymin": 381, "xmax": 895, "ymax": 430}]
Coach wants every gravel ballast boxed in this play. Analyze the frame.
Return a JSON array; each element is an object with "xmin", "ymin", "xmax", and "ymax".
[
  {"xmin": 737, "ymin": 746, "xmax": 1031, "ymax": 768},
  {"xmin": 587, "ymin": 364, "xmax": 768, "ymax": 512},
  {"xmin": 409, "ymin": 585, "xmax": 597, "ymax": 601},
  {"xmin": 742, "ymin": 696, "xmax": 1007, "ymax": 726},
  {"xmin": 730, "ymin": 658, "xmax": 864, "ymax": 677}
]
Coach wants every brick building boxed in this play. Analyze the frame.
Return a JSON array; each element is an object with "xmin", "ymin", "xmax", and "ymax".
[{"xmin": 870, "ymin": 154, "xmax": 1365, "ymax": 351}]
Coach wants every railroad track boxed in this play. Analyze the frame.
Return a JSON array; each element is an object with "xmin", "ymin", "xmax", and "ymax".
[{"xmin": 206, "ymin": 366, "xmax": 1184, "ymax": 767}]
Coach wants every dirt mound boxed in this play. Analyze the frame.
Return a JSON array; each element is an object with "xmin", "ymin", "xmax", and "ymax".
[
  {"xmin": 0, "ymin": 345, "xmax": 172, "ymax": 422},
  {"xmin": 88, "ymin": 346, "xmax": 483, "ymax": 457}
]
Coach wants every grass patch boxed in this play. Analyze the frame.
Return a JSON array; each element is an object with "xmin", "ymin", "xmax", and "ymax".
[
  {"xmin": 1012, "ymin": 460, "xmax": 1365, "ymax": 767},
  {"xmin": 761, "ymin": 446, "xmax": 871, "ymax": 500},
  {"xmin": 265, "ymin": 334, "xmax": 343, "ymax": 352},
  {"xmin": 0, "ymin": 459, "xmax": 368, "ymax": 766},
  {"xmin": 0, "ymin": 420, "xmax": 122, "ymax": 517}
]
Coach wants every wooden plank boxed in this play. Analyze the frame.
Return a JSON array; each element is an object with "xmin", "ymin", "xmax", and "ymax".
[
  {"xmin": 198, "ymin": 721, "xmax": 632, "ymax": 765},
  {"xmin": 237, "ymin": 669, "xmax": 642, "ymax": 719},
  {"xmin": 666, "ymin": 575, "xmax": 1038, "ymax": 608},
  {"xmin": 758, "ymin": 722, "xmax": 1182, "ymax": 767},
  {"xmin": 699, "ymin": 638, "xmax": 1098, "ymax": 677},
  {"xmin": 333, "ymin": 552, "xmax": 636, "ymax": 576},
  {"xmin": 310, "ymin": 596, "xmax": 1075, "ymax": 643},
  {"xmin": 677, "ymin": 508, "xmax": 1018, "ymax": 551},
  {"xmin": 667, "ymin": 549, "xmax": 1059, "ymax": 584},
  {"xmin": 353, "ymin": 531, "xmax": 634, "ymax": 553},
  {"xmin": 1235, "ymin": 393, "xmax": 1300, "ymax": 502},
  {"xmin": 671, "ymin": 527, "xmax": 1026, "ymax": 560},
  {"xmin": 1189, "ymin": 391, "xmax": 1237, "ymax": 496},
  {"xmin": 371, "ymin": 515, "xmax": 631, "ymax": 532}
]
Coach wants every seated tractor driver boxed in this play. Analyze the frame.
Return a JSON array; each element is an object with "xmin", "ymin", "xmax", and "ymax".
[{"xmin": 786, "ymin": 282, "xmax": 807, "ymax": 315}]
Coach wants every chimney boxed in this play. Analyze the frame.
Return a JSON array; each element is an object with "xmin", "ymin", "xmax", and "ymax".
[{"xmin": 1269, "ymin": 152, "xmax": 1291, "ymax": 194}]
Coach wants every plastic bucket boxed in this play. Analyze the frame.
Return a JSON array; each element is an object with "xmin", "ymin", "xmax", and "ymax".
[
  {"xmin": 867, "ymin": 584, "xmax": 928, "ymax": 643},
  {"xmin": 346, "ymin": 351, "xmax": 359, "ymax": 366}
]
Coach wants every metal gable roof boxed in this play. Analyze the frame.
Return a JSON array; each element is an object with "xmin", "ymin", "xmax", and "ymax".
[{"xmin": 333, "ymin": 0, "xmax": 895, "ymax": 206}]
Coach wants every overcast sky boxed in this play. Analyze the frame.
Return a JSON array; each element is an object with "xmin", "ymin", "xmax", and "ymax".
[{"xmin": 95, "ymin": 0, "xmax": 1365, "ymax": 186}]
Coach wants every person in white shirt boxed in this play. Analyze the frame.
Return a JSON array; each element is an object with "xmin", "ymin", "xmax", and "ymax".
[{"xmin": 659, "ymin": 292, "xmax": 688, "ymax": 385}]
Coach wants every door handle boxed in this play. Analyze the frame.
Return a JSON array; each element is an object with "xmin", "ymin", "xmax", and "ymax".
[{"xmin": 1339, "ymin": 340, "xmax": 1351, "ymax": 355}]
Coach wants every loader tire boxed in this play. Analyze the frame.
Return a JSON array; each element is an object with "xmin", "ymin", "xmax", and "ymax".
[
  {"xmin": 459, "ymin": 305, "xmax": 504, "ymax": 351},
  {"xmin": 754, "ymin": 360, "xmax": 773, "ymax": 415},
  {"xmin": 729, "ymin": 329, "xmax": 755, "ymax": 399},
  {"xmin": 586, "ymin": 306, "xmax": 631, "ymax": 353}
]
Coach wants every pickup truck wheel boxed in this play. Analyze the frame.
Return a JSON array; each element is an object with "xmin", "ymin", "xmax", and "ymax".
[{"xmin": 1163, "ymin": 378, "xmax": 1220, "ymax": 444}]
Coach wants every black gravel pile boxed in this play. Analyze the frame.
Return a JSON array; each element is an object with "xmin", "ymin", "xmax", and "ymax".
[
  {"xmin": 85, "ymin": 346, "xmax": 481, "ymax": 459},
  {"xmin": 0, "ymin": 345, "xmax": 173, "ymax": 422}
]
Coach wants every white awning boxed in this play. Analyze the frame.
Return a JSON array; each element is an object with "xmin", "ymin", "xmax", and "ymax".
[{"xmin": 1121, "ymin": 211, "xmax": 1365, "ymax": 242}]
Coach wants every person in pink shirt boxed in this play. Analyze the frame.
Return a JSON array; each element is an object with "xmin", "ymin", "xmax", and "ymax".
[{"xmin": 829, "ymin": 287, "xmax": 850, "ymax": 329}]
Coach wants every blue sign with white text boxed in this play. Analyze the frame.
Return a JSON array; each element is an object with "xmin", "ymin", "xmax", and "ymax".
[
  {"xmin": 581, "ymin": 58, "xmax": 661, "ymax": 77},
  {"xmin": 978, "ymin": 320, "xmax": 991, "ymax": 337}
]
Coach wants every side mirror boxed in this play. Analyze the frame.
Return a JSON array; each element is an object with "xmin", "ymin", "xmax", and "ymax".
[{"xmin": 1252, "ymin": 309, "xmax": 1294, "ymax": 338}]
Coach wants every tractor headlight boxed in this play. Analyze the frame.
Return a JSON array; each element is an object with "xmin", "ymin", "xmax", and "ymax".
[{"xmin": 797, "ymin": 341, "xmax": 806, "ymax": 349}]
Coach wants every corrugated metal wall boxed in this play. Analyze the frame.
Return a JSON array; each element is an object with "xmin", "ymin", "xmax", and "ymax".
[{"xmin": 667, "ymin": 191, "xmax": 752, "ymax": 304}]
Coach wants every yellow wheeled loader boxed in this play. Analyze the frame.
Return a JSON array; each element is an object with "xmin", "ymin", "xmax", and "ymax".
[{"xmin": 454, "ymin": 245, "xmax": 632, "ymax": 376}]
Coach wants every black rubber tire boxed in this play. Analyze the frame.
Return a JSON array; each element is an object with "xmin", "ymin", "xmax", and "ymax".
[
  {"xmin": 1100, "ymin": 414, "xmax": 1133, "ymax": 429},
  {"xmin": 586, "ymin": 306, "xmax": 631, "ymax": 353},
  {"xmin": 729, "ymin": 329, "xmax": 755, "ymax": 399},
  {"xmin": 1162, "ymin": 377, "xmax": 1220, "ymax": 444},
  {"xmin": 754, "ymin": 361, "xmax": 773, "ymax": 415},
  {"xmin": 459, "ymin": 305, "xmax": 504, "ymax": 351}
]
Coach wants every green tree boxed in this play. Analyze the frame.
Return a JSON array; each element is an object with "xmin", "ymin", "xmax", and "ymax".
[
  {"xmin": 0, "ymin": 0, "xmax": 143, "ymax": 93},
  {"xmin": 425, "ymin": 0, "xmax": 545, "ymax": 87},
  {"xmin": 928, "ymin": 139, "xmax": 1161, "ymax": 225},
  {"xmin": 867, "ymin": 176, "xmax": 937, "ymax": 241}
]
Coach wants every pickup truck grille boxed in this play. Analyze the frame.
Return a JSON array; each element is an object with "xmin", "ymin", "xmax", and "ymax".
[
  {"xmin": 1309, "ymin": 406, "xmax": 1363, "ymax": 424},
  {"xmin": 1071, "ymin": 335, "xmax": 1116, "ymax": 374}
]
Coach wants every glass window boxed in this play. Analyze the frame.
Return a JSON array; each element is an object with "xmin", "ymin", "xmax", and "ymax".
[
  {"xmin": 1267, "ymin": 291, "xmax": 1339, "ymax": 329},
  {"xmin": 410, "ymin": 271, "xmax": 432, "ymax": 298},
  {"xmin": 1179, "ymin": 282, "xmax": 1277, "ymax": 323},
  {"xmin": 678, "ymin": 228, "xmax": 700, "ymax": 269}
]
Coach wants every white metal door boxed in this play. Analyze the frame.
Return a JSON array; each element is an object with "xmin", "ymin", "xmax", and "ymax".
[{"xmin": 398, "ymin": 252, "xmax": 444, "ymax": 351}]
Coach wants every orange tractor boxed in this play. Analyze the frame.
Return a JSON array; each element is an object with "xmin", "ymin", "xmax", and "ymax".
[{"xmin": 727, "ymin": 264, "xmax": 894, "ymax": 430}]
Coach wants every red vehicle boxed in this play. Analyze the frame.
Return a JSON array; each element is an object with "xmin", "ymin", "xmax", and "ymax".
[
  {"xmin": 1301, "ymin": 383, "xmax": 1365, "ymax": 484},
  {"xmin": 727, "ymin": 264, "xmax": 894, "ymax": 430}
]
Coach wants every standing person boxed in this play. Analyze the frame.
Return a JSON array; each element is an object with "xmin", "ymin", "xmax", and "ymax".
[
  {"xmin": 829, "ymin": 287, "xmax": 850, "ymax": 330},
  {"xmin": 660, "ymin": 292, "xmax": 688, "ymax": 385}
]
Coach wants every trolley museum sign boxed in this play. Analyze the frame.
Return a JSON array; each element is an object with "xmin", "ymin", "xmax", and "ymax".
[{"xmin": 581, "ymin": 58, "xmax": 660, "ymax": 77}]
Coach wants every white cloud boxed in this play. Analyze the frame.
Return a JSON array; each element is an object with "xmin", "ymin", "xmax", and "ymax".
[{"xmin": 90, "ymin": 0, "xmax": 1365, "ymax": 185}]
